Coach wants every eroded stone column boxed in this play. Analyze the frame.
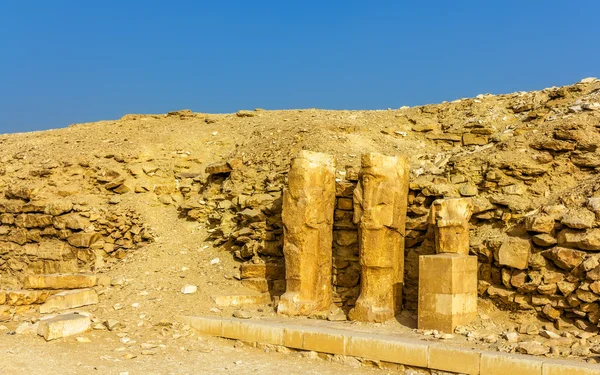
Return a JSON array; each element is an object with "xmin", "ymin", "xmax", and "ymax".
[
  {"xmin": 418, "ymin": 197, "xmax": 477, "ymax": 332},
  {"xmin": 348, "ymin": 153, "xmax": 409, "ymax": 322},
  {"xmin": 277, "ymin": 151, "xmax": 336, "ymax": 316},
  {"xmin": 429, "ymin": 198, "xmax": 472, "ymax": 255}
]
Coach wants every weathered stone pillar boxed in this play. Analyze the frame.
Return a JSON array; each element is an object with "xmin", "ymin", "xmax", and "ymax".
[
  {"xmin": 348, "ymin": 153, "xmax": 409, "ymax": 322},
  {"xmin": 277, "ymin": 151, "xmax": 336, "ymax": 316},
  {"xmin": 418, "ymin": 197, "xmax": 477, "ymax": 332},
  {"xmin": 429, "ymin": 198, "xmax": 472, "ymax": 255}
]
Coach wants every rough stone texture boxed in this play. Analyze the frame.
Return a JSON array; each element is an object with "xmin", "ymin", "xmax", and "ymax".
[
  {"xmin": 39, "ymin": 288, "xmax": 99, "ymax": 314},
  {"xmin": 524, "ymin": 214, "xmax": 555, "ymax": 233},
  {"xmin": 418, "ymin": 254, "xmax": 478, "ymax": 332},
  {"xmin": 277, "ymin": 151, "xmax": 336, "ymax": 316},
  {"xmin": 429, "ymin": 198, "xmax": 472, "ymax": 255},
  {"xmin": 348, "ymin": 153, "xmax": 409, "ymax": 322},
  {"xmin": 0, "ymin": 185, "xmax": 152, "ymax": 290},
  {"xmin": 560, "ymin": 208, "xmax": 595, "ymax": 229},
  {"xmin": 37, "ymin": 313, "xmax": 91, "ymax": 341},
  {"xmin": 3, "ymin": 290, "xmax": 52, "ymax": 305},
  {"xmin": 497, "ymin": 237, "xmax": 531, "ymax": 270},
  {"xmin": 23, "ymin": 274, "xmax": 98, "ymax": 289}
]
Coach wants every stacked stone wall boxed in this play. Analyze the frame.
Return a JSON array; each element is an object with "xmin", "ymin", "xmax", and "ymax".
[
  {"xmin": 183, "ymin": 158, "xmax": 600, "ymax": 330},
  {"xmin": 0, "ymin": 186, "xmax": 152, "ymax": 289}
]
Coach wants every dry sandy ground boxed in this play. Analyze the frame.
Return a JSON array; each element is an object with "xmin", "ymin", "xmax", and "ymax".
[{"xmin": 0, "ymin": 333, "xmax": 386, "ymax": 375}]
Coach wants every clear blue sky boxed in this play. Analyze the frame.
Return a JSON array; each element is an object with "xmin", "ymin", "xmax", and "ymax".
[{"xmin": 1, "ymin": 1, "xmax": 599, "ymax": 134}]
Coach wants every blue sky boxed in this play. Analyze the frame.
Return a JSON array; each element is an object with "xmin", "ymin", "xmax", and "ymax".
[{"xmin": 0, "ymin": 1, "xmax": 598, "ymax": 134}]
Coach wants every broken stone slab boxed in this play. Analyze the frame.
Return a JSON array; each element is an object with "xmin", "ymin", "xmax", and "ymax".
[
  {"xmin": 39, "ymin": 289, "xmax": 99, "ymax": 314},
  {"xmin": 212, "ymin": 294, "xmax": 271, "ymax": 307},
  {"xmin": 23, "ymin": 274, "xmax": 98, "ymax": 290},
  {"xmin": 38, "ymin": 313, "xmax": 91, "ymax": 341},
  {"xmin": 3, "ymin": 290, "xmax": 53, "ymax": 305},
  {"xmin": 429, "ymin": 197, "xmax": 472, "ymax": 255},
  {"xmin": 349, "ymin": 153, "xmax": 409, "ymax": 323},
  {"xmin": 278, "ymin": 151, "xmax": 336, "ymax": 316}
]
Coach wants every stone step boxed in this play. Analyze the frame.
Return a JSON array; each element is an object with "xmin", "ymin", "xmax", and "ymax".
[
  {"xmin": 0, "ymin": 290, "xmax": 55, "ymax": 305},
  {"xmin": 178, "ymin": 316, "xmax": 600, "ymax": 375},
  {"xmin": 23, "ymin": 274, "xmax": 99, "ymax": 290},
  {"xmin": 38, "ymin": 313, "xmax": 91, "ymax": 341},
  {"xmin": 39, "ymin": 288, "xmax": 99, "ymax": 314}
]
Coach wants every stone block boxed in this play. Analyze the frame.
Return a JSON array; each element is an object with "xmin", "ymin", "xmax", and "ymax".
[
  {"xmin": 237, "ymin": 321, "xmax": 284, "ymax": 346},
  {"xmin": 337, "ymin": 198, "xmax": 353, "ymax": 211},
  {"xmin": 302, "ymin": 327, "xmax": 348, "ymax": 355},
  {"xmin": 278, "ymin": 151, "xmax": 336, "ymax": 316},
  {"xmin": 542, "ymin": 359, "xmax": 600, "ymax": 375},
  {"xmin": 23, "ymin": 274, "xmax": 98, "ymax": 289},
  {"xmin": 480, "ymin": 352, "xmax": 544, "ymax": 375},
  {"xmin": 178, "ymin": 316, "xmax": 223, "ymax": 336},
  {"xmin": 39, "ymin": 288, "xmax": 99, "ymax": 313},
  {"xmin": 463, "ymin": 133, "xmax": 489, "ymax": 145},
  {"xmin": 347, "ymin": 333, "xmax": 428, "ymax": 367},
  {"xmin": 428, "ymin": 344, "xmax": 480, "ymax": 375},
  {"xmin": 67, "ymin": 233, "xmax": 102, "ymax": 248},
  {"xmin": 4, "ymin": 290, "xmax": 52, "ymax": 305},
  {"xmin": 418, "ymin": 254, "xmax": 478, "ymax": 332},
  {"xmin": 240, "ymin": 262, "xmax": 285, "ymax": 280},
  {"xmin": 498, "ymin": 237, "xmax": 531, "ymax": 270},
  {"xmin": 282, "ymin": 326, "xmax": 304, "ymax": 349},
  {"xmin": 349, "ymin": 153, "xmax": 409, "ymax": 322},
  {"xmin": 37, "ymin": 313, "xmax": 91, "ymax": 341}
]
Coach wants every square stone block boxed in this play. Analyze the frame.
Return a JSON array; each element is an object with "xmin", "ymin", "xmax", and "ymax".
[{"xmin": 418, "ymin": 254, "xmax": 477, "ymax": 332}]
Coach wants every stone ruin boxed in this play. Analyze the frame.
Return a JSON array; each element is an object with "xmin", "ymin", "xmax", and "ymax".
[
  {"xmin": 276, "ymin": 150, "xmax": 477, "ymax": 330},
  {"xmin": 418, "ymin": 197, "xmax": 477, "ymax": 332},
  {"xmin": 349, "ymin": 153, "xmax": 409, "ymax": 323},
  {"xmin": 277, "ymin": 151, "xmax": 336, "ymax": 316}
]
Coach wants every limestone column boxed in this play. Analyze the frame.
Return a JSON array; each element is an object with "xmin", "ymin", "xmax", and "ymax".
[
  {"xmin": 277, "ymin": 151, "xmax": 336, "ymax": 316},
  {"xmin": 418, "ymin": 197, "xmax": 477, "ymax": 332},
  {"xmin": 348, "ymin": 153, "xmax": 409, "ymax": 322}
]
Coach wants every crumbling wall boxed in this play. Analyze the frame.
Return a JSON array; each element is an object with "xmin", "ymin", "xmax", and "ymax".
[
  {"xmin": 178, "ymin": 79, "xmax": 600, "ymax": 329},
  {"xmin": 0, "ymin": 168, "xmax": 154, "ymax": 290}
]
